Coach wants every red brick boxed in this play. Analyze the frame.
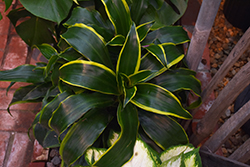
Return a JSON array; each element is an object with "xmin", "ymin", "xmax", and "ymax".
[
  {"xmin": 0, "ymin": 4, "xmax": 11, "ymax": 35},
  {"xmin": 195, "ymin": 71, "xmax": 212, "ymax": 90},
  {"xmin": 181, "ymin": 0, "xmax": 200, "ymax": 26},
  {"xmin": 0, "ymin": 81, "xmax": 31, "ymax": 89},
  {"xmin": 0, "ymin": 89, "xmax": 41, "ymax": 111},
  {"xmin": 0, "ymin": 34, "xmax": 7, "ymax": 50},
  {"xmin": 197, "ymin": 43, "xmax": 210, "ymax": 71},
  {"xmin": 0, "ymin": 50, "xmax": 3, "ymax": 66},
  {"xmin": 32, "ymin": 140, "xmax": 49, "ymax": 162},
  {"xmin": 6, "ymin": 133, "xmax": 33, "ymax": 167},
  {"xmin": 30, "ymin": 48, "xmax": 48, "ymax": 65},
  {"xmin": 0, "ymin": 110, "xmax": 36, "ymax": 132},
  {"xmin": 193, "ymin": 93, "xmax": 215, "ymax": 119},
  {"xmin": 3, "ymin": 36, "xmax": 28, "ymax": 70},
  {"xmin": 28, "ymin": 162, "xmax": 46, "ymax": 167},
  {"xmin": 0, "ymin": 132, "xmax": 10, "ymax": 166}
]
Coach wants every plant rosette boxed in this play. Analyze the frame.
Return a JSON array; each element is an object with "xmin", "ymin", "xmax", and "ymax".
[{"xmin": 0, "ymin": 0, "xmax": 202, "ymax": 166}]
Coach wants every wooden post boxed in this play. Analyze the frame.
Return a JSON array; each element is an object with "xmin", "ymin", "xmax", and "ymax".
[
  {"xmin": 190, "ymin": 61, "xmax": 250, "ymax": 146},
  {"xmin": 200, "ymin": 150, "xmax": 250, "ymax": 167},
  {"xmin": 186, "ymin": 0, "xmax": 221, "ymax": 71},
  {"xmin": 201, "ymin": 100, "xmax": 250, "ymax": 153}
]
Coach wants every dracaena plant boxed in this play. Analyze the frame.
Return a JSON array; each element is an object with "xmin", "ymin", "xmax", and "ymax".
[{"xmin": 0, "ymin": 0, "xmax": 202, "ymax": 166}]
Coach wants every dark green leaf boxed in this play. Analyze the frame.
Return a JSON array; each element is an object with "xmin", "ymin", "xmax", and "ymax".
[
  {"xmin": 141, "ymin": 30, "xmax": 159, "ymax": 45},
  {"xmin": 60, "ymin": 108, "xmax": 112, "ymax": 165},
  {"xmin": 129, "ymin": 70, "xmax": 154, "ymax": 86},
  {"xmin": 7, "ymin": 84, "xmax": 42, "ymax": 115},
  {"xmin": 102, "ymin": 0, "xmax": 132, "ymax": 36},
  {"xmin": 22, "ymin": 82, "xmax": 52, "ymax": 101},
  {"xmin": 0, "ymin": 13, "xmax": 2, "ymax": 20},
  {"xmin": 157, "ymin": 26, "xmax": 189, "ymax": 45},
  {"xmin": 59, "ymin": 60, "xmax": 119, "ymax": 95},
  {"xmin": 137, "ymin": 21, "xmax": 154, "ymax": 42},
  {"xmin": 16, "ymin": 17, "xmax": 55, "ymax": 47},
  {"xmin": 145, "ymin": 44, "xmax": 166, "ymax": 66},
  {"xmin": 149, "ymin": 0, "xmax": 164, "ymax": 9},
  {"xmin": 140, "ymin": 53, "xmax": 165, "ymax": 81},
  {"xmin": 162, "ymin": 44, "xmax": 184, "ymax": 68},
  {"xmin": 19, "ymin": 0, "xmax": 73, "ymax": 23},
  {"xmin": 7, "ymin": 7, "xmax": 32, "ymax": 26},
  {"xmin": 36, "ymin": 44, "xmax": 58, "ymax": 60},
  {"xmin": 152, "ymin": 71, "xmax": 201, "ymax": 96},
  {"xmin": 139, "ymin": 109, "xmax": 188, "ymax": 150},
  {"xmin": 132, "ymin": 83, "xmax": 192, "ymax": 119},
  {"xmin": 130, "ymin": 0, "xmax": 148, "ymax": 25},
  {"xmin": 156, "ymin": 0, "xmax": 188, "ymax": 26},
  {"xmin": 106, "ymin": 35, "xmax": 125, "ymax": 46},
  {"xmin": 45, "ymin": 55, "xmax": 58, "ymax": 77},
  {"xmin": 139, "ymin": 4, "xmax": 157, "ymax": 25},
  {"xmin": 49, "ymin": 92, "xmax": 114, "ymax": 134},
  {"xmin": 124, "ymin": 86, "xmax": 137, "ymax": 108},
  {"xmin": 39, "ymin": 91, "xmax": 70, "ymax": 129},
  {"xmin": 0, "ymin": 65, "xmax": 44, "ymax": 83},
  {"xmin": 93, "ymin": 103, "xmax": 139, "ymax": 167},
  {"xmin": 33, "ymin": 123, "xmax": 59, "ymax": 148},
  {"xmin": 117, "ymin": 23, "xmax": 141, "ymax": 76},
  {"xmin": 64, "ymin": 7, "xmax": 114, "ymax": 41},
  {"xmin": 8, "ymin": 8, "xmax": 55, "ymax": 47},
  {"xmin": 61, "ymin": 23, "xmax": 113, "ymax": 69},
  {"xmin": 4, "ymin": 0, "xmax": 13, "ymax": 11},
  {"xmin": 58, "ymin": 47, "xmax": 83, "ymax": 61},
  {"xmin": 51, "ymin": 63, "xmax": 61, "ymax": 86},
  {"xmin": 6, "ymin": 82, "xmax": 15, "ymax": 95},
  {"xmin": 152, "ymin": 70, "xmax": 202, "ymax": 109}
]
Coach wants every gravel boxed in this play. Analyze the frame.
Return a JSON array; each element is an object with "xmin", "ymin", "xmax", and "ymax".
[{"xmin": 207, "ymin": 0, "xmax": 250, "ymax": 163}]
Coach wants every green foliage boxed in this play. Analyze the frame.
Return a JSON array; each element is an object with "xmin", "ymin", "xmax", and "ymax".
[{"xmin": 0, "ymin": 0, "xmax": 202, "ymax": 166}]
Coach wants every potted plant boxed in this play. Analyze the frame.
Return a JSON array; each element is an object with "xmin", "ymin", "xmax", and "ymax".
[{"xmin": 0, "ymin": 0, "xmax": 202, "ymax": 166}]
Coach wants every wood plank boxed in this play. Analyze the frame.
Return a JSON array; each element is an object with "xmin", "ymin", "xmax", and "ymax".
[
  {"xmin": 186, "ymin": 0, "xmax": 221, "ymax": 71},
  {"xmin": 200, "ymin": 27, "xmax": 250, "ymax": 103},
  {"xmin": 200, "ymin": 150, "xmax": 250, "ymax": 167},
  {"xmin": 201, "ymin": 100, "xmax": 250, "ymax": 153},
  {"xmin": 229, "ymin": 138, "xmax": 250, "ymax": 163},
  {"xmin": 190, "ymin": 61, "xmax": 250, "ymax": 146}
]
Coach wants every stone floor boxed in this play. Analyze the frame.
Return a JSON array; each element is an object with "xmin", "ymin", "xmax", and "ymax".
[{"xmin": 0, "ymin": 0, "xmax": 213, "ymax": 167}]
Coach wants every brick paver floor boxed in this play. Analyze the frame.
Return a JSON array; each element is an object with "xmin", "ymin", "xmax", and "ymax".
[{"xmin": 0, "ymin": 1, "xmax": 47, "ymax": 167}]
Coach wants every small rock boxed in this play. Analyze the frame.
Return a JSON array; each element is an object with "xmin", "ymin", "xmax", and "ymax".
[
  {"xmin": 211, "ymin": 63, "xmax": 218, "ymax": 68},
  {"xmin": 221, "ymin": 55, "xmax": 227, "ymax": 62},
  {"xmin": 234, "ymin": 62, "xmax": 241, "ymax": 67},
  {"xmin": 210, "ymin": 57, "xmax": 217, "ymax": 64},
  {"xmin": 47, "ymin": 162, "xmax": 55, "ymax": 167},
  {"xmin": 210, "ymin": 68, "xmax": 217, "ymax": 75},
  {"xmin": 230, "ymin": 136, "xmax": 239, "ymax": 146},
  {"xmin": 225, "ymin": 109, "xmax": 231, "ymax": 117},
  {"xmin": 50, "ymin": 149, "xmax": 59, "ymax": 158},
  {"xmin": 222, "ymin": 147, "xmax": 228, "ymax": 154},
  {"xmin": 222, "ymin": 43, "xmax": 229, "ymax": 50},
  {"xmin": 215, "ymin": 53, "xmax": 221, "ymax": 59},
  {"xmin": 221, "ymin": 112, "xmax": 227, "ymax": 119},
  {"xmin": 231, "ymin": 69, "xmax": 236, "ymax": 75},
  {"xmin": 224, "ymin": 140, "xmax": 233, "ymax": 149},
  {"xmin": 52, "ymin": 156, "xmax": 61, "ymax": 166},
  {"xmin": 227, "ymin": 149, "xmax": 233, "ymax": 154},
  {"xmin": 242, "ymin": 134, "xmax": 250, "ymax": 142}
]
